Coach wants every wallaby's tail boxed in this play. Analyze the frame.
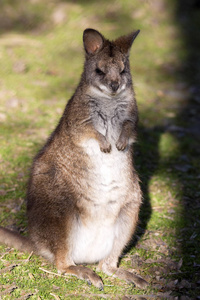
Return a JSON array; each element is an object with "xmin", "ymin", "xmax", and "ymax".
[{"xmin": 0, "ymin": 226, "xmax": 35, "ymax": 253}]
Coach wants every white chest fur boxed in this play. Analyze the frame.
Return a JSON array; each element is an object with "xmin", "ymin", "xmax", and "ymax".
[
  {"xmin": 72, "ymin": 87, "xmax": 133, "ymax": 264},
  {"xmin": 72, "ymin": 138, "xmax": 130, "ymax": 264}
]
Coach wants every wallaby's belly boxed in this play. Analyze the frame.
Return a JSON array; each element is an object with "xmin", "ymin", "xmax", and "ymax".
[
  {"xmin": 72, "ymin": 139, "xmax": 130, "ymax": 264},
  {"xmin": 72, "ymin": 221, "xmax": 115, "ymax": 264}
]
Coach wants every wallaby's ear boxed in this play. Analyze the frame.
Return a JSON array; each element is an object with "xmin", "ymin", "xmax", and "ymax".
[
  {"xmin": 114, "ymin": 30, "xmax": 140, "ymax": 55},
  {"xmin": 83, "ymin": 28, "xmax": 104, "ymax": 55}
]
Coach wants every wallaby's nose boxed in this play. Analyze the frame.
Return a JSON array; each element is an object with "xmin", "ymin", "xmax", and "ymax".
[{"xmin": 110, "ymin": 82, "xmax": 119, "ymax": 92}]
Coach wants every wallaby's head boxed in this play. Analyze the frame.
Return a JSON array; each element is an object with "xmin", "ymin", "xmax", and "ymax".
[{"xmin": 83, "ymin": 28, "xmax": 140, "ymax": 97}]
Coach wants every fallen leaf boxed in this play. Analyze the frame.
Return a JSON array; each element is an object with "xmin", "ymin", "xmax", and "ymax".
[
  {"xmin": 190, "ymin": 232, "xmax": 197, "ymax": 240},
  {"xmin": 179, "ymin": 279, "xmax": 191, "ymax": 289},
  {"xmin": 177, "ymin": 258, "xmax": 183, "ymax": 270}
]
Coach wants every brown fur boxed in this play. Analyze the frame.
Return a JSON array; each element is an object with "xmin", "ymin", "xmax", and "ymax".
[{"xmin": 0, "ymin": 28, "xmax": 148, "ymax": 290}]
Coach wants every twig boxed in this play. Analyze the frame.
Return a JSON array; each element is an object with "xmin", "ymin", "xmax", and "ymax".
[
  {"xmin": 65, "ymin": 294, "xmax": 110, "ymax": 299},
  {"xmin": 0, "ymin": 249, "xmax": 12, "ymax": 260},
  {"xmin": 64, "ymin": 294, "xmax": 165, "ymax": 299},
  {"xmin": 25, "ymin": 251, "xmax": 33, "ymax": 263},
  {"xmin": 50, "ymin": 293, "xmax": 61, "ymax": 300},
  {"xmin": 17, "ymin": 289, "xmax": 38, "ymax": 300},
  {"xmin": 39, "ymin": 267, "xmax": 65, "ymax": 278},
  {"xmin": 17, "ymin": 293, "xmax": 33, "ymax": 300},
  {"xmin": 0, "ymin": 284, "xmax": 17, "ymax": 297},
  {"xmin": 0, "ymin": 264, "xmax": 18, "ymax": 274},
  {"xmin": 168, "ymin": 271, "xmax": 189, "ymax": 275}
]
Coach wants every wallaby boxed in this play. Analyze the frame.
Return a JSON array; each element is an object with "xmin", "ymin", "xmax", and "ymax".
[{"xmin": 0, "ymin": 28, "xmax": 148, "ymax": 290}]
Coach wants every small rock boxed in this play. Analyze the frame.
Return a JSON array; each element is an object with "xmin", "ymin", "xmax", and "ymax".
[
  {"xmin": 174, "ymin": 279, "xmax": 178, "ymax": 285},
  {"xmin": 156, "ymin": 276, "xmax": 160, "ymax": 280},
  {"xmin": 155, "ymin": 271, "xmax": 160, "ymax": 275}
]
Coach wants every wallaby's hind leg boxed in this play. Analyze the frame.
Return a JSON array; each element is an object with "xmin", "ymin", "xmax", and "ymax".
[
  {"xmin": 98, "ymin": 244, "xmax": 148, "ymax": 289},
  {"xmin": 55, "ymin": 250, "xmax": 103, "ymax": 290},
  {"xmin": 98, "ymin": 198, "xmax": 148, "ymax": 289}
]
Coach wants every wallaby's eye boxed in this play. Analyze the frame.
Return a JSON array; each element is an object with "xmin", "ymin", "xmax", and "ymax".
[
  {"xmin": 95, "ymin": 68, "xmax": 105, "ymax": 75},
  {"xmin": 120, "ymin": 69, "xmax": 126, "ymax": 75}
]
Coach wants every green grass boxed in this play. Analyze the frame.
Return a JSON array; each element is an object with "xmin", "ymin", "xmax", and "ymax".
[{"xmin": 0, "ymin": 0, "xmax": 200, "ymax": 299}]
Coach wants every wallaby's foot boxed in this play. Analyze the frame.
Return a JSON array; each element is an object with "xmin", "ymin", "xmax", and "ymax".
[
  {"xmin": 99, "ymin": 265, "xmax": 148, "ymax": 289},
  {"xmin": 63, "ymin": 265, "xmax": 103, "ymax": 290},
  {"xmin": 115, "ymin": 268, "xmax": 148, "ymax": 289}
]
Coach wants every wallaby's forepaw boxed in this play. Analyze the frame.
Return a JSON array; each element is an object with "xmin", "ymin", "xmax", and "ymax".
[
  {"xmin": 100, "ymin": 140, "xmax": 111, "ymax": 153},
  {"xmin": 116, "ymin": 135, "xmax": 128, "ymax": 151}
]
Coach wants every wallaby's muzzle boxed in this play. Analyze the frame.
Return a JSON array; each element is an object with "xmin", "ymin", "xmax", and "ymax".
[{"xmin": 110, "ymin": 81, "xmax": 119, "ymax": 92}]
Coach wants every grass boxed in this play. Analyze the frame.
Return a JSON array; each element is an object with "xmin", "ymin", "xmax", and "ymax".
[{"xmin": 0, "ymin": 0, "xmax": 200, "ymax": 299}]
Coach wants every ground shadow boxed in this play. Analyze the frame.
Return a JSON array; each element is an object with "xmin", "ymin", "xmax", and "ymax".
[
  {"xmin": 133, "ymin": 125, "xmax": 163, "ymax": 241},
  {"xmin": 172, "ymin": 0, "xmax": 200, "ymax": 294},
  {"xmin": 128, "ymin": 2, "xmax": 200, "ymax": 297}
]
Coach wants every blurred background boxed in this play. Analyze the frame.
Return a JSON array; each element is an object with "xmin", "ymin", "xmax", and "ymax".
[{"xmin": 0, "ymin": 0, "xmax": 200, "ymax": 299}]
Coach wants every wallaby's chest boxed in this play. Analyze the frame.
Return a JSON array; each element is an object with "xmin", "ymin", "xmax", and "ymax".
[
  {"xmin": 80, "ymin": 89, "xmax": 133, "ymax": 207},
  {"xmin": 70, "ymin": 89, "xmax": 134, "ymax": 265},
  {"xmin": 83, "ymin": 140, "xmax": 130, "ymax": 204},
  {"xmin": 88, "ymin": 91, "xmax": 131, "ymax": 141}
]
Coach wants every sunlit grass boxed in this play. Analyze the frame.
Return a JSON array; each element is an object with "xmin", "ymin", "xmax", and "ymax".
[{"xmin": 0, "ymin": 0, "xmax": 199, "ymax": 298}]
